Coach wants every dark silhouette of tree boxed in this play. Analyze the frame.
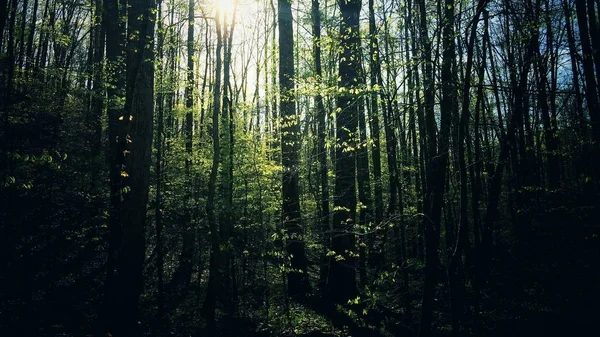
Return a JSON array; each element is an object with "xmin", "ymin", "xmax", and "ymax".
[
  {"xmin": 279, "ymin": 0, "xmax": 309, "ymax": 300},
  {"xmin": 328, "ymin": 0, "xmax": 360, "ymax": 304}
]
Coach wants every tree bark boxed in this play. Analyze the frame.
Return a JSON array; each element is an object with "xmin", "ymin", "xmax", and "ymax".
[
  {"xmin": 100, "ymin": 0, "xmax": 126, "ymax": 332},
  {"xmin": 170, "ymin": 0, "xmax": 196, "ymax": 295},
  {"xmin": 0, "ymin": 0, "xmax": 8, "ymax": 53},
  {"xmin": 356, "ymin": 76, "xmax": 371, "ymax": 288},
  {"xmin": 104, "ymin": 0, "xmax": 156, "ymax": 335},
  {"xmin": 328, "ymin": 0, "xmax": 360, "ymax": 303},
  {"xmin": 203, "ymin": 8, "xmax": 223, "ymax": 335},
  {"xmin": 574, "ymin": 0, "xmax": 600, "ymax": 146},
  {"xmin": 563, "ymin": 0, "xmax": 585, "ymax": 137},
  {"xmin": 533, "ymin": 26, "xmax": 560, "ymax": 191},
  {"xmin": 448, "ymin": 2, "xmax": 488, "ymax": 335},
  {"xmin": 25, "ymin": 0, "xmax": 39, "ymax": 73},
  {"xmin": 367, "ymin": 0, "xmax": 385, "ymax": 273},
  {"xmin": 311, "ymin": 0, "xmax": 330, "ymax": 290},
  {"xmin": 279, "ymin": 0, "xmax": 309, "ymax": 300},
  {"xmin": 417, "ymin": 0, "xmax": 452, "ymax": 334},
  {"xmin": 154, "ymin": 0, "xmax": 165, "ymax": 326}
]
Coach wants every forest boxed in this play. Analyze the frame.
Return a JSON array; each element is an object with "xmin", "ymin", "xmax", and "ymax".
[{"xmin": 1, "ymin": 0, "xmax": 599, "ymax": 336}]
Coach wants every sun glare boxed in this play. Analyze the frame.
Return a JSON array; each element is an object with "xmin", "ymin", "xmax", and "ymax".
[{"xmin": 214, "ymin": 0, "xmax": 237, "ymax": 16}]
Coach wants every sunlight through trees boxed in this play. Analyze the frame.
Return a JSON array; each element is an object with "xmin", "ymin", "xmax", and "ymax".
[{"xmin": 1, "ymin": 0, "xmax": 600, "ymax": 336}]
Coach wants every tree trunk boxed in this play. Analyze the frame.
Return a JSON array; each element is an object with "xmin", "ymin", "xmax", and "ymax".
[
  {"xmin": 448, "ymin": 2, "xmax": 488, "ymax": 335},
  {"xmin": 203, "ymin": 8, "xmax": 223, "ymax": 335},
  {"xmin": 218, "ymin": 2, "xmax": 239, "ymax": 318},
  {"xmin": 0, "ymin": 0, "xmax": 8, "ymax": 53},
  {"xmin": 25, "ymin": 0, "xmax": 39, "ymax": 73},
  {"xmin": 444, "ymin": 1, "xmax": 462, "ymax": 336},
  {"xmin": 104, "ymin": 0, "xmax": 156, "ymax": 334},
  {"xmin": 170, "ymin": 0, "xmax": 196, "ymax": 295},
  {"xmin": 574, "ymin": 0, "xmax": 600, "ymax": 146},
  {"xmin": 585, "ymin": 0, "xmax": 600, "ymax": 91},
  {"xmin": 563, "ymin": 0, "xmax": 585, "ymax": 138},
  {"xmin": 367, "ymin": 0, "xmax": 385, "ymax": 274},
  {"xmin": 100, "ymin": 0, "xmax": 126, "ymax": 332},
  {"xmin": 534, "ymin": 33, "xmax": 560, "ymax": 191},
  {"xmin": 417, "ymin": 0, "xmax": 452, "ymax": 334},
  {"xmin": 328, "ymin": 0, "xmax": 360, "ymax": 304},
  {"xmin": 311, "ymin": 0, "xmax": 330, "ymax": 290},
  {"xmin": 474, "ymin": 7, "xmax": 538, "ymax": 329},
  {"xmin": 154, "ymin": 0, "xmax": 165, "ymax": 326},
  {"xmin": 90, "ymin": 0, "xmax": 105, "ymax": 172},
  {"xmin": 17, "ymin": 0, "xmax": 28, "ymax": 70},
  {"xmin": 381, "ymin": 6, "xmax": 400, "ymax": 269},
  {"xmin": 279, "ymin": 0, "xmax": 309, "ymax": 300},
  {"xmin": 356, "ymin": 81, "xmax": 371, "ymax": 288}
]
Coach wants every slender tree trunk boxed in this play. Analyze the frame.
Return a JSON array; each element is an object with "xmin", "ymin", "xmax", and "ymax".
[
  {"xmin": 381, "ymin": 6, "xmax": 400, "ymax": 268},
  {"xmin": 100, "ymin": 0, "xmax": 126, "ymax": 332},
  {"xmin": 311, "ymin": 0, "xmax": 330, "ymax": 290},
  {"xmin": 0, "ymin": 0, "xmax": 8, "ymax": 53},
  {"xmin": 353, "ymin": 22, "xmax": 371, "ymax": 287},
  {"xmin": 169, "ymin": 0, "xmax": 196, "ymax": 294},
  {"xmin": 25, "ymin": 0, "xmax": 39, "ymax": 74},
  {"xmin": 154, "ymin": 0, "xmax": 165, "ymax": 326},
  {"xmin": 471, "ymin": 13, "xmax": 488, "ymax": 288},
  {"xmin": 218, "ymin": 2, "xmax": 239, "ymax": 319},
  {"xmin": 417, "ymin": 0, "xmax": 452, "ymax": 334},
  {"xmin": 563, "ymin": 0, "xmax": 585, "ymax": 137},
  {"xmin": 575, "ymin": 0, "xmax": 600, "ymax": 146},
  {"xmin": 36, "ymin": 0, "xmax": 52, "ymax": 73},
  {"xmin": 444, "ymin": 1, "xmax": 462, "ymax": 335},
  {"xmin": 104, "ymin": 0, "xmax": 156, "ymax": 334},
  {"xmin": 356, "ymin": 74, "xmax": 371, "ymax": 288},
  {"xmin": 203, "ymin": 9, "xmax": 223, "ymax": 335},
  {"xmin": 448, "ymin": 2, "xmax": 488, "ymax": 335},
  {"xmin": 166, "ymin": 0, "xmax": 176, "ymax": 136},
  {"xmin": 328, "ymin": 0, "xmax": 360, "ymax": 303},
  {"xmin": 585, "ymin": 0, "xmax": 600, "ymax": 91},
  {"xmin": 90, "ymin": 0, "xmax": 105, "ymax": 165},
  {"xmin": 5, "ymin": 0, "xmax": 16, "ymax": 91},
  {"xmin": 199, "ymin": 19, "xmax": 210, "ymax": 138},
  {"xmin": 474, "ymin": 6, "xmax": 538, "ymax": 330},
  {"xmin": 17, "ymin": 0, "xmax": 28, "ymax": 70},
  {"xmin": 279, "ymin": 0, "xmax": 309, "ymax": 300},
  {"xmin": 270, "ymin": 0, "xmax": 278, "ymax": 152},
  {"xmin": 534, "ymin": 34, "xmax": 560, "ymax": 191},
  {"xmin": 367, "ymin": 0, "xmax": 385, "ymax": 274}
]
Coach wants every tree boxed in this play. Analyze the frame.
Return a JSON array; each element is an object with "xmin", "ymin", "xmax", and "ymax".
[
  {"xmin": 367, "ymin": 0, "xmax": 384, "ymax": 273},
  {"xmin": 169, "ymin": 0, "xmax": 196, "ymax": 294},
  {"xmin": 100, "ymin": 0, "xmax": 126, "ymax": 331},
  {"xmin": 448, "ymin": 1, "xmax": 488, "ymax": 335},
  {"xmin": 311, "ymin": 0, "xmax": 330, "ymax": 291},
  {"xmin": 102, "ymin": 0, "xmax": 156, "ymax": 335},
  {"xmin": 417, "ymin": 0, "xmax": 452, "ymax": 333},
  {"xmin": 328, "ymin": 0, "xmax": 361, "ymax": 304},
  {"xmin": 574, "ymin": 0, "xmax": 600, "ymax": 147},
  {"xmin": 0, "ymin": 0, "xmax": 8, "ymax": 52},
  {"xmin": 203, "ymin": 7, "xmax": 223, "ymax": 336},
  {"xmin": 279, "ymin": 0, "xmax": 309, "ymax": 300}
]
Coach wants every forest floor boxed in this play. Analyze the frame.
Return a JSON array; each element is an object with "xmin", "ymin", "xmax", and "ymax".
[{"xmin": 13, "ymin": 204, "xmax": 600, "ymax": 337}]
